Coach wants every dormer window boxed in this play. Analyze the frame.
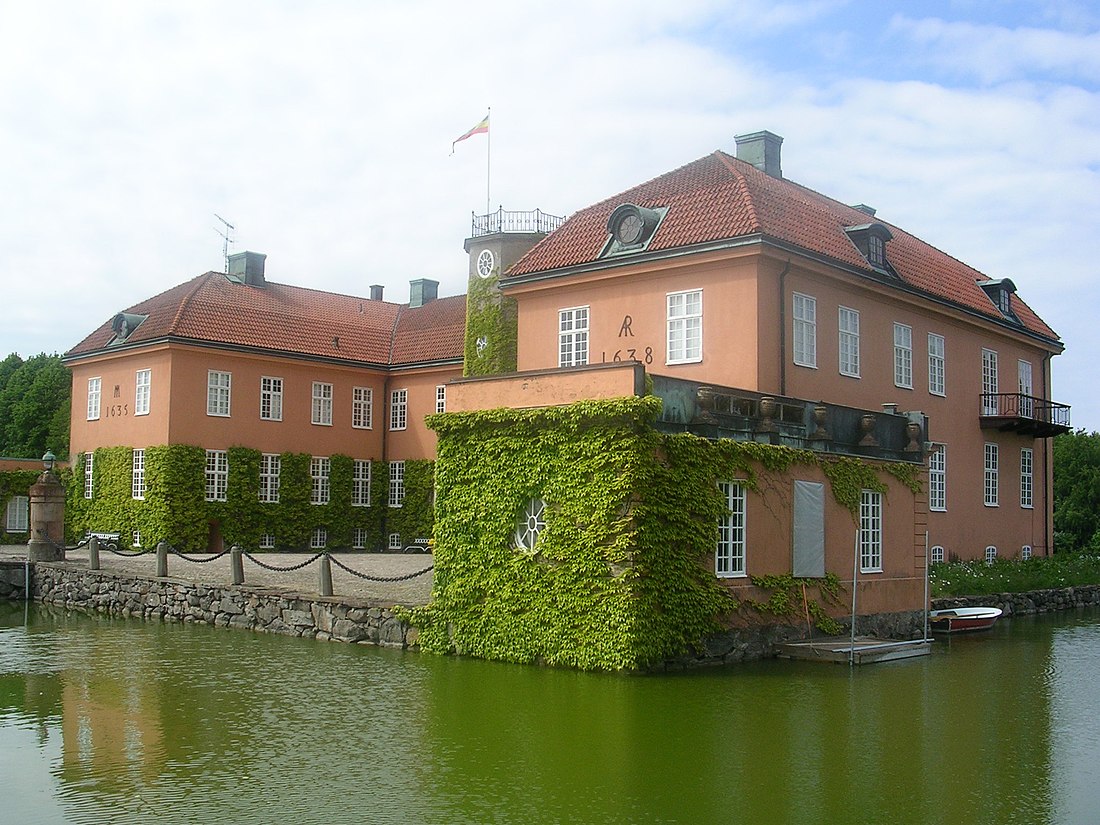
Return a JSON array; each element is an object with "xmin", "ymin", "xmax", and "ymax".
[
  {"xmin": 845, "ymin": 222, "xmax": 894, "ymax": 276},
  {"xmin": 979, "ymin": 278, "xmax": 1018, "ymax": 322},
  {"xmin": 109, "ymin": 312, "xmax": 148, "ymax": 345},
  {"xmin": 602, "ymin": 203, "xmax": 668, "ymax": 257}
]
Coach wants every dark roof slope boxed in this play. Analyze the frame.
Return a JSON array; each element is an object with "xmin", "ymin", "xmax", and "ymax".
[
  {"xmin": 65, "ymin": 272, "xmax": 466, "ymax": 367},
  {"xmin": 509, "ymin": 150, "xmax": 1058, "ymax": 342}
]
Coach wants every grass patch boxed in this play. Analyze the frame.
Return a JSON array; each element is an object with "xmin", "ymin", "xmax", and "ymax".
[{"xmin": 930, "ymin": 554, "xmax": 1100, "ymax": 597}]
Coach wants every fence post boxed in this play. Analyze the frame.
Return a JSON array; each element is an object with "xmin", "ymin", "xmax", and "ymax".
[
  {"xmin": 156, "ymin": 542, "xmax": 168, "ymax": 577},
  {"xmin": 230, "ymin": 545, "xmax": 244, "ymax": 585},
  {"xmin": 319, "ymin": 553, "xmax": 333, "ymax": 597},
  {"xmin": 88, "ymin": 535, "xmax": 100, "ymax": 570}
]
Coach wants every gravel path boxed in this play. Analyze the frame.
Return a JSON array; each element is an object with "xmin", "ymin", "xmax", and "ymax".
[{"xmin": 1, "ymin": 544, "xmax": 434, "ymax": 606}]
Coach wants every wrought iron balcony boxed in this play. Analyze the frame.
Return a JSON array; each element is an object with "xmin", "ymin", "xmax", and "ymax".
[
  {"xmin": 471, "ymin": 207, "xmax": 565, "ymax": 238},
  {"xmin": 979, "ymin": 393, "xmax": 1071, "ymax": 437}
]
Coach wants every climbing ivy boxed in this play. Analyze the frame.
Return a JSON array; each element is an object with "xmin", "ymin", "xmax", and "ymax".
[
  {"xmin": 385, "ymin": 459, "xmax": 436, "ymax": 547},
  {"xmin": 746, "ymin": 573, "xmax": 845, "ymax": 635},
  {"xmin": 462, "ymin": 268, "xmax": 517, "ymax": 376}
]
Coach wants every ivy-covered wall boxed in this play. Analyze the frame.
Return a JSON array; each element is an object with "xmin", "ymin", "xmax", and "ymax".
[
  {"xmin": 0, "ymin": 469, "xmax": 39, "ymax": 543},
  {"xmin": 462, "ymin": 269, "xmax": 518, "ymax": 377},
  {"xmin": 66, "ymin": 446, "xmax": 431, "ymax": 552},
  {"xmin": 415, "ymin": 396, "xmax": 922, "ymax": 672}
]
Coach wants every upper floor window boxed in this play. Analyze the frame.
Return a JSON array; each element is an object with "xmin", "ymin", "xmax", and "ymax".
[
  {"xmin": 436, "ymin": 385, "xmax": 447, "ymax": 414},
  {"xmin": 135, "ymin": 369, "xmax": 151, "ymax": 416},
  {"xmin": 716, "ymin": 481, "xmax": 747, "ymax": 578},
  {"xmin": 893, "ymin": 323, "xmax": 913, "ymax": 389},
  {"xmin": 352, "ymin": 387, "xmax": 373, "ymax": 429},
  {"xmin": 260, "ymin": 377, "xmax": 283, "ymax": 421},
  {"xmin": 559, "ymin": 306, "xmax": 589, "ymax": 368},
  {"xmin": 5, "ymin": 495, "xmax": 28, "ymax": 533},
  {"xmin": 312, "ymin": 382, "xmax": 333, "ymax": 426},
  {"xmin": 87, "ymin": 377, "xmax": 102, "ymax": 421},
  {"xmin": 352, "ymin": 459, "xmax": 371, "ymax": 507},
  {"xmin": 838, "ymin": 306, "xmax": 860, "ymax": 377},
  {"xmin": 928, "ymin": 445, "xmax": 946, "ymax": 512},
  {"xmin": 859, "ymin": 490, "xmax": 882, "ymax": 573},
  {"xmin": 310, "ymin": 456, "xmax": 330, "ymax": 505},
  {"xmin": 390, "ymin": 389, "xmax": 408, "ymax": 431},
  {"xmin": 1020, "ymin": 448, "xmax": 1034, "ymax": 509},
  {"xmin": 867, "ymin": 233, "xmax": 885, "ymax": 268},
  {"xmin": 984, "ymin": 442, "xmax": 999, "ymax": 506},
  {"xmin": 981, "ymin": 349, "xmax": 999, "ymax": 415},
  {"xmin": 667, "ymin": 290, "xmax": 702, "ymax": 364},
  {"xmin": 1018, "ymin": 360, "xmax": 1034, "ymax": 418},
  {"xmin": 207, "ymin": 371, "xmax": 231, "ymax": 417},
  {"xmin": 928, "ymin": 334, "xmax": 946, "ymax": 396},
  {"xmin": 132, "ymin": 448, "xmax": 145, "ymax": 500},
  {"xmin": 792, "ymin": 293, "xmax": 816, "ymax": 368},
  {"xmin": 83, "ymin": 451, "xmax": 95, "ymax": 499},
  {"xmin": 259, "ymin": 453, "xmax": 280, "ymax": 504},
  {"xmin": 205, "ymin": 450, "xmax": 228, "ymax": 502}
]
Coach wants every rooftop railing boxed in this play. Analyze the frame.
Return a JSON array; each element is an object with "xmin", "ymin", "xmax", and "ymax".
[{"xmin": 471, "ymin": 207, "xmax": 565, "ymax": 238}]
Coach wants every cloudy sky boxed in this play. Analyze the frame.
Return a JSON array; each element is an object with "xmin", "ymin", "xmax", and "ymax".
[{"xmin": 2, "ymin": 1, "xmax": 1098, "ymax": 428}]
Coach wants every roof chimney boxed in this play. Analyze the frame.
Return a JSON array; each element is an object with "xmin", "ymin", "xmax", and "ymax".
[
  {"xmin": 227, "ymin": 250, "xmax": 267, "ymax": 287},
  {"xmin": 852, "ymin": 204, "xmax": 877, "ymax": 217},
  {"xmin": 734, "ymin": 130, "xmax": 783, "ymax": 178},
  {"xmin": 369, "ymin": 284, "xmax": 384, "ymax": 301},
  {"xmin": 409, "ymin": 278, "xmax": 438, "ymax": 308}
]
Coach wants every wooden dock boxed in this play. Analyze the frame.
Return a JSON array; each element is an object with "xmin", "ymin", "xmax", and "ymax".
[{"xmin": 777, "ymin": 636, "xmax": 932, "ymax": 665}]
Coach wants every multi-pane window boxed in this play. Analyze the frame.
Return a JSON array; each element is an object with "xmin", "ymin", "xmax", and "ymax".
[
  {"xmin": 310, "ymin": 527, "xmax": 327, "ymax": 550},
  {"xmin": 984, "ymin": 443, "xmax": 999, "ymax": 506},
  {"xmin": 205, "ymin": 450, "xmax": 228, "ymax": 502},
  {"xmin": 259, "ymin": 453, "xmax": 281, "ymax": 503},
  {"xmin": 436, "ymin": 385, "xmax": 447, "ymax": 414},
  {"xmin": 388, "ymin": 533, "xmax": 402, "ymax": 550},
  {"xmin": 715, "ymin": 481, "xmax": 747, "ymax": 578},
  {"xmin": 667, "ymin": 290, "xmax": 703, "ymax": 364},
  {"xmin": 352, "ymin": 460, "xmax": 372, "ymax": 507},
  {"xmin": 259, "ymin": 533, "xmax": 275, "ymax": 550},
  {"xmin": 260, "ymin": 377, "xmax": 283, "ymax": 421},
  {"xmin": 930, "ymin": 545, "xmax": 945, "ymax": 564},
  {"xmin": 928, "ymin": 446, "xmax": 946, "ymax": 512},
  {"xmin": 388, "ymin": 460, "xmax": 405, "ymax": 508},
  {"xmin": 207, "ymin": 371, "xmax": 231, "ymax": 417},
  {"xmin": 310, "ymin": 457, "xmax": 330, "ymax": 505},
  {"xmin": 352, "ymin": 387, "xmax": 373, "ymax": 429},
  {"xmin": 515, "ymin": 499, "xmax": 547, "ymax": 552},
  {"xmin": 132, "ymin": 449, "xmax": 145, "ymax": 500},
  {"xmin": 1020, "ymin": 448, "xmax": 1034, "ymax": 509},
  {"xmin": 87, "ymin": 377, "xmax": 101, "ymax": 420},
  {"xmin": 5, "ymin": 495, "xmax": 28, "ymax": 533},
  {"xmin": 353, "ymin": 528, "xmax": 369, "ymax": 550},
  {"xmin": 893, "ymin": 323, "xmax": 913, "ymax": 388},
  {"xmin": 135, "ymin": 369, "xmax": 151, "ymax": 416},
  {"xmin": 868, "ymin": 234, "xmax": 885, "ymax": 268},
  {"xmin": 390, "ymin": 389, "xmax": 408, "ymax": 431},
  {"xmin": 1021, "ymin": 545, "xmax": 1032, "ymax": 561},
  {"xmin": 985, "ymin": 546, "xmax": 998, "ymax": 564},
  {"xmin": 312, "ymin": 382, "xmax": 333, "ymax": 426},
  {"xmin": 558, "ymin": 306, "xmax": 589, "ymax": 367},
  {"xmin": 1018, "ymin": 360, "xmax": 1034, "ymax": 418},
  {"xmin": 859, "ymin": 490, "xmax": 882, "ymax": 573},
  {"xmin": 981, "ymin": 349, "xmax": 999, "ymax": 414},
  {"xmin": 83, "ymin": 452, "xmax": 95, "ymax": 500},
  {"xmin": 928, "ymin": 334, "xmax": 945, "ymax": 396},
  {"xmin": 838, "ymin": 307, "xmax": 860, "ymax": 377},
  {"xmin": 792, "ymin": 293, "xmax": 816, "ymax": 367}
]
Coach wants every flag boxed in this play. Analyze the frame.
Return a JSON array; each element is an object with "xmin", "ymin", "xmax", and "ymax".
[{"xmin": 452, "ymin": 113, "xmax": 489, "ymax": 153}]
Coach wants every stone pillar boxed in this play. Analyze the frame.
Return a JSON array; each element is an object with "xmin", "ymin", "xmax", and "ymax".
[{"xmin": 27, "ymin": 469, "xmax": 66, "ymax": 562}]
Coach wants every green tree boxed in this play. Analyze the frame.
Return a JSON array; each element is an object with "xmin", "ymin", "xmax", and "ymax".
[
  {"xmin": 0, "ymin": 353, "xmax": 71, "ymax": 459},
  {"xmin": 1052, "ymin": 429, "xmax": 1100, "ymax": 552}
]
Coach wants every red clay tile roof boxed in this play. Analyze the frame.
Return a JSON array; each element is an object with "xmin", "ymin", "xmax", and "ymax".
[
  {"xmin": 65, "ymin": 273, "xmax": 466, "ymax": 367},
  {"xmin": 508, "ymin": 150, "xmax": 1059, "ymax": 342}
]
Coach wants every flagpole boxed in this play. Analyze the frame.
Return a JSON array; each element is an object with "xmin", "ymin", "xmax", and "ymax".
[{"xmin": 486, "ymin": 106, "xmax": 491, "ymax": 220}]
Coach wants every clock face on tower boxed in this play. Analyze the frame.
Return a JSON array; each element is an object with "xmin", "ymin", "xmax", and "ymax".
[{"xmin": 476, "ymin": 249, "xmax": 495, "ymax": 278}]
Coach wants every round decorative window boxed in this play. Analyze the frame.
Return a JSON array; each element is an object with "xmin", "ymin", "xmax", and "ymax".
[
  {"xmin": 476, "ymin": 249, "xmax": 495, "ymax": 278},
  {"xmin": 515, "ymin": 498, "xmax": 546, "ymax": 552}
]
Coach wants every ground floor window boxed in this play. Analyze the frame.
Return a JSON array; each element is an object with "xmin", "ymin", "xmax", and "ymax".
[
  {"xmin": 259, "ymin": 533, "xmax": 275, "ymax": 550},
  {"xmin": 515, "ymin": 498, "xmax": 546, "ymax": 552},
  {"xmin": 715, "ymin": 482, "xmax": 746, "ymax": 577},
  {"xmin": 859, "ymin": 490, "xmax": 882, "ymax": 573},
  {"xmin": 1021, "ymin": 545, "xmax": 1032, "ymax": 560},
  {"xmin": 930, "ymin": 545, "xmax": 945, "ymax": 564},
  {"xmin": 311, "ymin": 527, "xmax": 327, "ymax": 550},
  {"xmin": 985, "ymin": 545, "xmax": 998, "ymax": 564},
  {"xmin": 388, "ymin": 532, "xmax": 401, "ymax": 550},
  {"xmin": 5, "ymin": 495, "xmax": 29, "ymax": 533},
  {"xmin": 353, "ymin": 528, "xmax": 369, "ymax": 550}
]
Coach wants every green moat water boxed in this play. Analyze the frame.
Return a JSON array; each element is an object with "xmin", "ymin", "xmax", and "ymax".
[{"xmin": 2, "ymin": 603, "xmax": 1099, "ymax": 825}]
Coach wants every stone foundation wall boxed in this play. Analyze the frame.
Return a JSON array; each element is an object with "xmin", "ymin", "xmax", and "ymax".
[
  {"xmin": 931, "ymin": 584, "xmax": 1100, "ymax": 616},
  {"xmin": 29, "ymin": 563, "xmax": 418, "ymax": 649},
  {"xmin": 0, "ymin": 560, "xmax": 28, "ymax": 600}
]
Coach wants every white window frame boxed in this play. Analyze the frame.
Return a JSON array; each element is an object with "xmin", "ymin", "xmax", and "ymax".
[
  {"xmin": 666, "ymin": 289, "xmax": 703, "ymax": 365},
  {"xmin": 715, "ymin": 481, "xmax": 747, "ymax": 578},
  {"xmin": 982, "ymin": 349, "xmax": 999, "ymax": 415},
  {"xmin": 135, "ymin": 368, "xmax": 151, "ymax": 416},
  {"xmin": 388, "ymin": 532, "xmax": 402, "ymax": 550},
  {"xmin": 259, "ymin": 533, "xmax": 275, "ymax": 550},
  {"xmin": 5, "ymin": 495, "xmax": 29, "ymax": 533},
  {"xmin": 352, "ymin": 387, "xmax": 373, "ymax": 429},
  {"xmin": 312, "ymin": 381, "xmax": 333, "ymax": 426},
  {"xmin": 928, "ymin": 333, "xmax": 945, "ymax": 396},
  {"xmin": 310, "ymin": 456, "xmax": 330, "ymax": 505},
  {"xmin": 985, "ymin": 545, "xmax": 998, "ymax": 565},
  {"xmin": 259, "ymin": 453, "xmax": 281, "ymax": 504},
  {"xmin": 1021, "ymin": 545, "xmax": 1032, "ymax": 561},
  {"xmin": 928, "ymin": 445, "xmax": 946, "ymax": 512},
  {"xmin": 390, "ymin": 389, "xmax": 408, "ymax": 431},
  {"xmin": 558, "ymin": 306, "xmax": 589, "ymax": 368},
  {"xmin": 87, "ymin": 376, "xmax": 101, "ymax": 421},
  {"xmin": 207, "ymin": 370, "xmax": 232, "ymax": 417},
  {"xmin": 515, "ymin": 498, "xmax": 547, "ymax": 552},
  {"xmin": 132, "ymin": 448, "xmax": 145, "ymax": 500},
  {"xmin": 838, "ymin": 306, "xmax": 860, "ymax": 378},
  {"xmin": 260, "ymin": 376, "xmax": 283, "ymax": 421},
  {"xmin": 388, "ymin": 460, "xmax": 405, "ymax": 508},
  {"xmin": 792, "ymin": 293, "xmax": 817, "ymax": 368},
  {"xmin": 984, "ymin": 442, "xmax": 999, "ymax": 507},
  {"xmin": 83, "ymin": 451, "xmax": 95, "ymax": 500},
  {"xmin": 1018, "ymin": 360, "xmax": 1034, "ymax": 418},
  {"xmin": 205, "ymin": 449, "xmax": 228, "ymax": 502},
  {"xmin": 859, "ymin": 489, "xmax": 882, "ymax": 573},
  {"xmin": 893, "ymin": 323, "xmax": 913, "ymax": 389},
  {"xmin": 352, "ymin": 459, "xmax": 372, "ymax": 507},
  {"xmin": 930, "ymin": 545, "xmax": 945, "ymax": 564},
  {"xmin": 353, "ymin": 528, "xmax": 368, "ymax": 550},
  {"xmin": 436, "ymin": 384, "xmax": 447, "ymax": 414},
  {"xmin": 310, "ymin": 527, "xmax": 327, "ymax": 550},
  {"xmin": 1020, "ymin": 448, "xmax": 1034, "ymax": 509}
]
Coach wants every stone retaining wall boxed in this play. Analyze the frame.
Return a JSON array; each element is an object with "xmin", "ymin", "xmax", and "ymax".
[
  {"xmin": 29, "ymin": 563, "xmax": 418, "ymax": 649},
  {"xmin": 0, "ymin": 560, "xmax": 28, "ymax": 600},
  {"xmin": 932, "ymin": 584, "xmax": 1100, "ymax": 616}
]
